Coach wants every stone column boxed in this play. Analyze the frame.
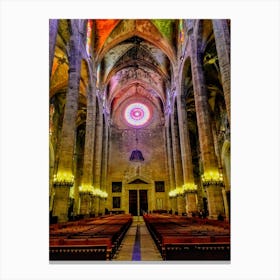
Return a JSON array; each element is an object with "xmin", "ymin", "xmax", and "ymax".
[
  {"xmin": 100, "ymin": 117, "xmax": 109, "ymax": 215},
  {"xmin": 175, "ymin": 76, "xmax": 198, "ymax": 216},
  {"xmin": 79, "ymin": 192, "xmax": 92, "ymax": 216},
  {"xmin": 170, "ymin": 101, "xmax": 184, "ymax": 215},
  {"xmin": 170, "ymin": 197, "xmax": 177, "ymax": 214},
  {"xmin": 211, "ymin": 120, "xmax": 222, "ymax": 170},
  {"xmin": 49, "ymin": 19, "xmax": 59, "ymax": 78},
  {"xmin": 91, "ymin": 196, "xmax": 100, "ymax": 217},
  {"xmin": 52, "ymin": 20, "xmax": 86, "ymax": 223},
  {"xmin": 79, "ymin": 73, "xmax": 97, "ymax": 215},
  {"xmin": 176, "ymin": 196, "xmax": 185, "ymax": 215},
  {"xmin": 165, "ymin": 118, "xmax": 175, "ymax": 211},
  {"xmin": 212, "ymin": 19, "xmax": 231, "ymax": 125},
  {"xmin": 162, "ymin": 120, "xmax": 170, "ymax": 210},
  {"xmin": 92, "ymin": 100, "xmax": 104, "ymax": 215},
  {"xmin": 185, "ymin": 191, "xmax": 197, "ymax": 215},
  {"xmin": 189, "ymin": 21, "xmax": 225, "ymax": 219},
  {"xmin": 211, "ymin": 120, "xmax": 228, "ymax": 219},
  {"xmin": 221, "ymin": 187, "xmax": 229, "ymax": 220}
]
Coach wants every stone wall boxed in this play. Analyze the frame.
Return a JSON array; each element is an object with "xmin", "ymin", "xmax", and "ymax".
[{"xmin": 106, "ymin": 124, "xmax": 169, "ymax": 213}]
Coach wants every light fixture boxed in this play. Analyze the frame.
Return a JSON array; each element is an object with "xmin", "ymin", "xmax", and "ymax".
[
  {"xmin": 129, "ymin": 129, "xmax": 144, "ymax": 162},
  {"xmin": 201, "ymin": 170, "xmax": 224, "ymax": 186},
  {"xmin": 53, "ymin": 172, "xmax": 74, "ymax": 186}
]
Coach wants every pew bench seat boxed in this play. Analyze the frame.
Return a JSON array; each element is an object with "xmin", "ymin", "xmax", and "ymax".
[{"xmin": 50, "ymin": 237, "xmax": 113, "ymax": 260}]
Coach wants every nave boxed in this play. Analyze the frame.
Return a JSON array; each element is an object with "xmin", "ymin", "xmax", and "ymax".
[
  {"xmin": 49, "ymin": 19, "xmax": 231, "ymax": 262},
  {"xmin": 113, "ymin": 216, "xmax": 162, "ymax": 261},
  {"xmin": 49, "ymin": 213, "xmax": 230, "ymax": 261}
]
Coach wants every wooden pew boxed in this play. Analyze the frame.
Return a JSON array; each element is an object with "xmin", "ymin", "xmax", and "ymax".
[
  {"xmin": 161, "ymin": 235, "xmax": 230, "ymax": 260},
  {"xmin": 143, "ymin": 214, "xmax": 230, "ymax": 261},
  {"xmin": 50, "ymin": 237, "xmax": 112, "ymax": 260},
  {"xmin": 49, "ymin": 214, "xmax": 132, "ymax": 260}
]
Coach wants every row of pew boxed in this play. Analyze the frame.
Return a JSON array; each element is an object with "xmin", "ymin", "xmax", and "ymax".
[
  {"xmin": 143, "ymin": 214, "xmax": 230, "ymax": 261},
  {"xmin": 49, "ymin": 214, "xmax": 132, "ymax": 261}
]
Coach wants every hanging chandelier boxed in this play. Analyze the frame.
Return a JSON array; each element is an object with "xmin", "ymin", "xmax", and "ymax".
[
  {"xmin": 129, "ymin": 149, "xmax": 144, "ymax": 162},
  {"xmin": 129, "ymin": 129, "xmax": 144, "ymax": 162}
]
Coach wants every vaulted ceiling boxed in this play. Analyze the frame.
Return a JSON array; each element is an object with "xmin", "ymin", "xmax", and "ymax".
[
  {"xmin": 50, "ymin": 19, "xmax": 180, "ymax": 129},
  {"xmin": 50, "ymin": 19, "xmax": 222, "ymax": 131}
]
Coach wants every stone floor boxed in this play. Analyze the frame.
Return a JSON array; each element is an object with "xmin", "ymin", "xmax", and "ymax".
[{"xmin": 113, "ymin": 216, "xmax": 163, "ymax": 261}]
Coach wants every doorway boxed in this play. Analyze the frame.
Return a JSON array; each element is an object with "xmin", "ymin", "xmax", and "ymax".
[
  {"xmin": 129, "ymin": 190, "xmax": 138, "ymax": 216},
  {"xmin": 129, "ymin": 189, "xmax": 148, "ymax": 216},
  {"xmin": 139, "ymin": 190, "xmax": 148, "ymax": 214}
]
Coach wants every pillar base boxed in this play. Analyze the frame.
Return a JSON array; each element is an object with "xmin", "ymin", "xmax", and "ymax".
[
  {"xmin": 52, "ymin": 185, "xmax": 71, "ymax": 223},
  {"xmin": 90, "ymin": 196, "xmax": 100, "ymax": 216},
  {"xmin": 185, "ymin": 191, "xmax": 198, "ymax": 215},
  {"xmin": 79, "ymin": 192, "xmax": 92, "ymax": 216},
  {"xmin": 99, "ymin": 198, "xmax": 106, "ymax": 215},
  {"xmin": 177, "ymin": 196, "xmax": 185, "ymax": 215},
  {"xmin": 203, "ymin": 183, "xmax": 225, "ymax": 219}
]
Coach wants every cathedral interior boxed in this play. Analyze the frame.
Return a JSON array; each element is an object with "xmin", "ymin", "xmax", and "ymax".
[{"xmin": 49, "ymin": 19, "xmax": 231, "ymax": 261}]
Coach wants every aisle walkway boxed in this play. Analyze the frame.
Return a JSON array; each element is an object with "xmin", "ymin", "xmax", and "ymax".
[{"xmin": 113, "ymin": 216, "xmax": 162, "ymax": 261}]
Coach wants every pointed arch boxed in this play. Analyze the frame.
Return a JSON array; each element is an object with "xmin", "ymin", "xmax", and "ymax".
[{"xmin": 96, "ymin": 20, "xmax": 176, "ymax": 72}]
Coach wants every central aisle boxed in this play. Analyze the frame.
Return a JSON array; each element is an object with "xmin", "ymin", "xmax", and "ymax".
[{"xmin": 113, "ymin": 216, "xmax": 163, "ymax": 261}]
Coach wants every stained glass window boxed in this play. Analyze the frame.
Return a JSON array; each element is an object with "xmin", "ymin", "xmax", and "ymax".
[
  {"xmin": 124, "ymin": 102, "xmax": 151, "ymax": 127},
  {"xmin": 86, "ymin": 20, "xmax": 93, "ymax": 56},
  {"xmin": 179, "ymin": 19, "xmax": 184, "ymax": 43}
]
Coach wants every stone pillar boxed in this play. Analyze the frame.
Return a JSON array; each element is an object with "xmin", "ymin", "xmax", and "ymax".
[
  {"xmin": 189, "ymin": 21, "xmax": 225, "ymax": 219},
  {"xmin": 99, "ymin": 198, "xmax": 106, "ymax": 216},
  {"xmin": 100, "ymin": 117, "xmax": 109, "ymax": 215},
  {"xmin": 93, "ymin": 100, "xmax": 104, "ymax": 215},
  {"xmin": 212, "ymin": 119, "xmax": 229, "ymax": 220},
  {"xmin": 93, "ymin": 196, "xmax": 100, "ymax": 216},
  {"xmin": 185, "ymin": 191, "xmax": 197, "ymax": 217},
  {"xmin": 171, "ymin": 197, "xmax": 177, "ymax": 214},
  {"xmin": 79, "ymin": 192, "xmax": 91, "ymax": 217},
  {"xmin": 52, "ymin": 20, "xmax": 86, "ymax": 223},
  {"xmin": 175, "ymin": 84, "xmax": 194, "ymax": 184},
  {"xmin": 79, "ymin": 73, "xmax": 97, "ymax": 214},
  {"xmin": 52, "ymin": 186, "xmax": 71, "ymax": 222},
  {"xmin": 212, "ymin": 19, "xmax": 231, "ymax": 125},
  {"xmin": 177, "ymin": 196, "xmax": 185, "ymax": 215},
  {"xmin": 170, "ymin": 102, "xmax": 184, "ymax": 214},
  {"xmin": 165, "ymin": 118, "xmax": 175, "ymax": 211},
  {"xmin": 175, "ymin": 76, "xmax": 198, "ymax": 215},
  {"xmin": 211, "ymin": 120, "xmax": 222, "ymax": 170},
  {"xmin": 162, "ymin": 120, "xmax": 171, "ymax": 210},
  {"xmin": 49, "ymin": 19, "xmax": 59, "ymax": 78},
  {"xmin": 221, "ymin": 187, "xmax": 229, "ymax": 220}
]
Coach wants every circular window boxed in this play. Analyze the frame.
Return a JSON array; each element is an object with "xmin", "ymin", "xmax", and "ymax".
[{"xmin": 124, "ymin": 102, "xmax": 151, "ymax": 127}]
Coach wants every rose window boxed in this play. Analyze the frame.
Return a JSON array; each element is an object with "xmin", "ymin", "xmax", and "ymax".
[{"xmin": 124, "ymin": 103, "xmax": 151, "ymax": 127}]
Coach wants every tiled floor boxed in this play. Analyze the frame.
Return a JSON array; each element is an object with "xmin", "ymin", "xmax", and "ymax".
[{"xmin": 113, "ymin": 216, "xmax": 163, "ymax": 261}]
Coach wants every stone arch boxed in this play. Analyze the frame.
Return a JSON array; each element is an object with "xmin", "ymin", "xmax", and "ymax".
[
  {"xmin": 179, "ymin": 56, "xmax": 192, "ymax": 98},
  {"xmin": 97, "ymin": 20, "xmax": 176, "ymax": 70}
]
